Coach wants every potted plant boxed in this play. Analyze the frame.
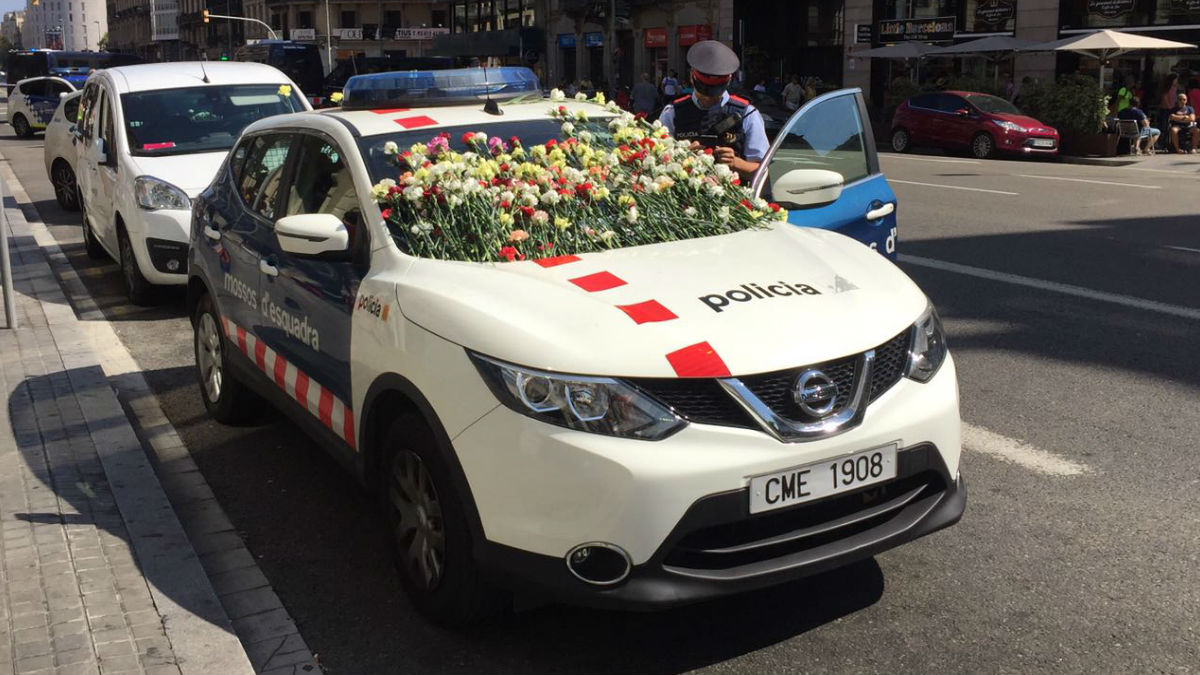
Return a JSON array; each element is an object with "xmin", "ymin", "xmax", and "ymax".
[{"xmin": 1019, "ymin": 74, "xmax": 1114, "ymax": 156}]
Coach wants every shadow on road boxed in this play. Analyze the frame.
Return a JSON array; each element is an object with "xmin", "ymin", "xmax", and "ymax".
[{"xmin": 902, "ymin": 213, "xmax": 1200, "ymax": 390}]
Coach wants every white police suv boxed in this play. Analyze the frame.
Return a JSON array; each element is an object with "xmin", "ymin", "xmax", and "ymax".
[{"xmin": 187, "ymin": 67, "xmax": 965, "ymax": 625}]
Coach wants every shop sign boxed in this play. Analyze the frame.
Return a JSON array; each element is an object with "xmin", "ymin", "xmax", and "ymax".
[
  {"xmin": 393, "ymin": 27, "xmax": 450, "ymax": 40},
  {"xmin": 584, "ymin": 32, "xmax": 604, "ymax": 47},
  {"xmin": 290, "ymin": 28, "xmax": 315, "ymax": 41},
  {"xmin": 1087, "ymin": 0, "xmax": 1134, "ymax": 18},
  {"xmin": 856, "ymin": 24, "xmax": 873, "ymax": 44},
  {"xmin": 644, "ymin": 27, "xmax": 667, "ymax": 48},
  {"xmin": 877, "ymin": 16, "xmax": 956, "ymax": 42},
  {"xmin": 1168, "ymin": 0, "xmax": 1200, "ymax": 12},
  {"xmin": 557, "ymin": 33, "xmax": 577, "ymax": 48},
  {"xmin": 677, "ymin": 24, "xmax": 713, "ymax": 46},
  {"xmin": 336, "ymin": 28, "xmax": 363, "ymax": 40},
  {"xmin": 974, "ymin": 0, "xmax": 1016, "ymax": 28}
]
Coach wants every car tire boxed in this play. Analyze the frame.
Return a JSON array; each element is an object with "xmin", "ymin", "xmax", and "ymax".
[
  {"xmin": 891, "ymin": 128, "xmax": 911, "ymax": 153},
  {"xmin": 80, "ymin": 209, "xmax": 106, "ymax": 260},
  {"xmin": 118, "ymin": 227, "xmax": 155, "ymax": 306},
  {"xmin": 11, "ymin": 113, "xmax": 31, "ymax": 139},
  {"xmin": 51, "ymin": 160, "xmax": 80, "ymax": 211},
  {"xmin": 193, "ymin": 292, "xmax": 263, "ymax": 424},
  {"xmin": 383, "ymin": 413, "xmax": 508, "ymax": 627},
  {"xmin": 971, "ymin": 133, "xmax": 995, "ymax": 159}
]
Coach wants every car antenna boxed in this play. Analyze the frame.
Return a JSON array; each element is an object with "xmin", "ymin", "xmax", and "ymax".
[
  {"xmin": 199, "ymin": 59, "xmax": 211, "ymax": 84},
  {"xmin": 482, "ymin": 63, "xmax": 501, "ymax": 116}
]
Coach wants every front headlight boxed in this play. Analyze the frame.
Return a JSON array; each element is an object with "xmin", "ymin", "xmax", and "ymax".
[
  {"xmin": 904, "ymin": 303, "xmax": 947, "ymax": 382},
  {"xmin": 134, "ymin": 176, "xmax": 191, "ymax": 210},
  {"xmin": 470, "ymin": 353, "xmax": 686, "ymax": 441},
  {"xmin": 993, "ymin": 119, "xmax": 1026, "ymax": 132}
]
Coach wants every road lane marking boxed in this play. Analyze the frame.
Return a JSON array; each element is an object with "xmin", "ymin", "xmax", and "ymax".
[
  {"xmin": 1014, "ymin": 174, "xmax": 1161, "ymax": 189},
  {"xmin": 889, "ymin": 179, "xmax": 1018, "ymax": 195},
  {"xmin": 962, "ymin": 423, "xmax": 1089, "ymax": 476},
  {"xmin": 880, "ymin": 154, "xmax": 981, "ymax": 164},
  {"xmin": 1164, "ymin": 245, "xmax": 1200, "ymax": 254},
  {"xmin": 900, "ymin": 254, "xmax": 1200, "ymax": 321}
]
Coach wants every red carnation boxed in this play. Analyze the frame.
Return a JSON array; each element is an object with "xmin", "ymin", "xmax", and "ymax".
[
  {"xmin": 499, "ymin": 163, "xmax": 510, "ymax": 172},
  {"xmin": 509, "ymin": 135, "xmax": 522, "ymax": 146},
  {"xmin": 499, "ymin": 200, "xmax": 510, "ymax": 209},
  {"xmin": 740, "ymin": 199, "xmax": 753, "ymax": 209},
  {"xmin": 769, "ymin": 203, "xmax": 781, "ymax": 212},
  {"xmin": 520, "ymin": 206, "xmax": 535, "ymax": 218},
  {"xmin": 461, "ymin": 132, "xmax": 475, "ymax": 144},
  {"xmin": 380, "ymin": 208, "xmax": 392, "ymax": 219},
  {"xmin": 499, "ymin": 246, "xmax": 519, "ymax": 262}
]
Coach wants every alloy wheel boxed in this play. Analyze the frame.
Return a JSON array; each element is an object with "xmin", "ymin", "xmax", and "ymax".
[
  {"xmin": 196, "ymin": 312, "xmax": 223, "ymax": 403},
  {"xmin": 390, "ymin": 450, "xmax": 446, "ymax": 591},
  {"xmin": 52, "ymin": 163, "xmax": 78, "ymax": 209}
]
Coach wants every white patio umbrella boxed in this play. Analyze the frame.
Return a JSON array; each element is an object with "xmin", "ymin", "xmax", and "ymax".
[
  {"xmin": 854, "ymin": 42, "xmax": 942, "ymax": 83},
  {"xmin": 1021, "ymin": 29, "xmax": 1196, "ymax": 89},
  {"xmin": 932, "ymin": 36, "xmax": 1040, "ymax": 86}
]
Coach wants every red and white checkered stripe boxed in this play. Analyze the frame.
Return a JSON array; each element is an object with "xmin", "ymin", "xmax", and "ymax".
[{"xmin": 221, "ymin": 317, "xmax": 356, "ymax": 450}]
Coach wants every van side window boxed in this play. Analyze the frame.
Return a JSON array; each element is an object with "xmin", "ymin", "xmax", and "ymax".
[{"xmin": 236, "ymin": 134, "xmax": 294, "ymax": 221}]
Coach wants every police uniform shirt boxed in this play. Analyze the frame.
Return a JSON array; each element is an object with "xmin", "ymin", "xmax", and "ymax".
[{"xmin": 658, "ymin": 90, "xmax": 769, "ymax": 162}]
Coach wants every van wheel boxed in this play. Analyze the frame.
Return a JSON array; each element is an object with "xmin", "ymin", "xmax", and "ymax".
[
  {"xmin": 384, "ymin": 413, "xmax": 508, "ymax": 627},
  {"xmin": 51, "ymin": 160, "xmax": 80, "ymax": 211},
  {"xmin": 891, "ymin": 128, "xmax": 911, "ymax": 153},
  {"xmin": 971, "ymin": 133, "xmax": 995, "ymax": 159},
  {"xmin": 193, "ymin": 292, "xmax": 262, "ymax": 424},
  {"xmin": 81, "ymin": 210, "xmax": 106, "ymax": 260},
  {"xmin": 119, "ymin": 228, "xmax": 155, "ymax": 306},
  {"xmin": 11, "ymin": 114, "xmax": 31, "ymax": 138}
]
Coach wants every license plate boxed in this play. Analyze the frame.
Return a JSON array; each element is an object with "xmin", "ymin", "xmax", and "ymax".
[
  {"xmin": 1032, "ymin": 138, "xmax": 1055, "ymax": 148},
  {"xmin": 748, "ymin": 444, "xmax": 898, "ymax": 514}
]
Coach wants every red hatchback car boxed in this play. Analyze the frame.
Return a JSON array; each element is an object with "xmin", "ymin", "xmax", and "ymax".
[{"xmin": 890, "ymin": 90, "xmax": 1059, "ymax": 159}]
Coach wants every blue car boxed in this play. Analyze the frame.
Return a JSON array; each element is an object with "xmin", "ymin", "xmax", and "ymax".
[{"xmin": 750, "ymin": 88, "xmax": 898, "ymax": 260}]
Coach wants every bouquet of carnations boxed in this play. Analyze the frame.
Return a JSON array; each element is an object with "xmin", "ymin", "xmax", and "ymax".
[{"xmin": 372, "ymin": 91, "xmax": 787, "ymax": 263}]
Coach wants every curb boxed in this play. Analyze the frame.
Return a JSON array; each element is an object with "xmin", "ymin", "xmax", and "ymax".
[
  {"xmin": 1056, "ymin": 155, "xmax": 1141, "ymax": 167},
  {"xmin": 0, "ymin": 157, "xmax": 318, "ymax": 674}
]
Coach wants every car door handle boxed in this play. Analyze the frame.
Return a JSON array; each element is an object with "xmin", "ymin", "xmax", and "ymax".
[
  {"xmin": 259, "ymin": 259, "xmax": 279, "ymax": 278},
  {"xmin": 203, "ymin": 225, "xmax": 221, "ymax": 241},
  {"xmin": 866, "ymin": 202, "xmax": 895, "ymax": 221}
]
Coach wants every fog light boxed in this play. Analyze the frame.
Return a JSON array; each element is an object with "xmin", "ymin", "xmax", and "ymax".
[
  {"xmin": 565, "ymin": 542, "xmax": 631, "ymax": 586},
  {"xmin": 166, "ymin": 259, "xmax": 181, "ymax": 272}
]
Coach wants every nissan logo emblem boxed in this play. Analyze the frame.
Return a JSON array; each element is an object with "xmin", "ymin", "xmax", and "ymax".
[{"xmin": 793, "ymin": 369, "xmax": 837, "ymax": 417}]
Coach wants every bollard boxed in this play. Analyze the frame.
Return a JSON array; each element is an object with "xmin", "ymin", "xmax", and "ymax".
[{"xmin": 1, "ymin": 176, "xmax": 14, "ymax": 328}]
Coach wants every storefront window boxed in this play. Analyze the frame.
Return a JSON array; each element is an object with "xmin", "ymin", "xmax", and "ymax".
[
  {"xmin": 963, "ymin": 0, "xmax": 1016, "ymax": 32},
  {"xmin": 1060, "ymin": 0, "xmax": 1200, "ymax": 27},
  {"xmin": 882, "ymin": 0, "xmax": 959, "ymax": 21}
]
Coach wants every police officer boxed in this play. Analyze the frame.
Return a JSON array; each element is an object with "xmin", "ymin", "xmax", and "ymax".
[{"xmin": 658, "ymin": 40, "xmax": 768, "ymax": 182}]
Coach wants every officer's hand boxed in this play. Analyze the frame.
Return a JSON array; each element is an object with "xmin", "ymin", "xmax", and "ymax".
[
  {"xmin": 688, "ymin": 141, "xmax": 703, "ymax": 151},
  {"xmin": 713, "ymin": 146, "xmax": 737, "ymax": 165}
]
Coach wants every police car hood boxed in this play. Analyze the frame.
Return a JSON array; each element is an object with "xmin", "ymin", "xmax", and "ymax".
[
  {"xmin": 128, "ymin": 151, "xmax": 228, "ymax": 198},
  {"xmin": 396, "ymin": 225, "xmax": 928, "ymax": 378}
]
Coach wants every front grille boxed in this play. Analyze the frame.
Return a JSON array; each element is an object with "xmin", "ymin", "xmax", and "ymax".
[
  {"xmin": 628, "ymin": 328, "xmax": 912, "ymax": 432},
  {"xmin": 739, "ymin": 356, "xmax": 858, "ymax": 422},
  {"xmin": 869, "ymin": 329, "xmax": 910, "ymax": 402},
  {"xmin": 663, "ymin": 471, "xmax": 945, "ymax": 571},
  {"xmin": 629, "ymin": 378, "xmax": 757, "ymax": 428}
]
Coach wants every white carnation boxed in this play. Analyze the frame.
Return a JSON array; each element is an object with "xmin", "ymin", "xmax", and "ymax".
[
  {"xmin": 561, "ymin": 121, "xmax": 575, "ymax": 135},
  {"xmin": 550, "ymin": 88, "xmax": 566, "ymax": 101},
  {"xmin": 383, "ymin": 141, "xmax": 399, "ymax": 155}
]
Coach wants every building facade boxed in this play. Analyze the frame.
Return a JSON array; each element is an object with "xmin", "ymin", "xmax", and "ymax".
[
  {"xmin": 23, "ymin": 0, "xmax": 106, "ymax": 50},
  {"xmin": 541, "ymin": 0, "xmax": 734, "ymax": 92},
  {"xmin": 2, "ymin": 11, "xmax": 24, "ymax": 48}
]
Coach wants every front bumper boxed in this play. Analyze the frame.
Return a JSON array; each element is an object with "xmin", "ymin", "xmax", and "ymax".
[
  {"xmin": 450, "ymin": 354, "xmax": 963, "ymax": 607},
  {"xmin": 998, "ymin": 132, "xmax": 1059, "ymax": 154},
  {"xmin": 128, "ymin": 208, "xmax": 190, "ymax": 286},
  {"xmin": 480, "ymin": 445, "xmax": 964, "ymax": 610}
]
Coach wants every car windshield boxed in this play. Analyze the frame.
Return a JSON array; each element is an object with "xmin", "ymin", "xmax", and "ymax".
[
  {"xmin": 965, "ymin": 94, "xmax": 1022, "ymax": 116},
  {"xmin": 122, "ymin": 84, "xmax": 306, "ymax": 156},
  {"xmin": 359, "ymin": 117, "xmax": 615, "ymax": 184}
]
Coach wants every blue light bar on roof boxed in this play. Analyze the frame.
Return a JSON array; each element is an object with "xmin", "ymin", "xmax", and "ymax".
[{"xmin": 341, "ymin": 67, "xmax": 540, "ymax": 110}]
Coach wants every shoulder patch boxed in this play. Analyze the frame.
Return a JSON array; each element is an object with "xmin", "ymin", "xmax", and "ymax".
[
  {"xmin": 728, "ymin": 95, "xmax": 750, "ymax": 105},
  {"xmin": 673, "ymin": 95, "xmax": 691, "ymax": 104}
]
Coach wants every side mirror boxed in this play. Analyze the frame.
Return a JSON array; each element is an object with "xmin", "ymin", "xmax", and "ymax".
[
  {"xmin": 59, "ymin": 91, "xmax": 69, "ymax": 100},
  {"xmin": 274, "ymin": 213, "xmax": 350, "ymax": 258},
  {"xmin": 93, "ymin": 138, "xmax": 107, "ymax": 165},
  {"xmin": 771, "ymin": 169, "xmax": 844, "ymax": 210}
]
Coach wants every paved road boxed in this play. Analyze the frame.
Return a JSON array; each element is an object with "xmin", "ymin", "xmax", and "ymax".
[{"xmin": 4, "ymin": 125, "xmax": 1198, "ymax": 674}]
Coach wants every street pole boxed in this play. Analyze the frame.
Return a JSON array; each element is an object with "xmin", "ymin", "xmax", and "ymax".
[
  {"xmin": 94, "ymin": 21, "xmax": 101, "ymax": 50},
  {"xmin": 1, "ymin": 177, "xmax": 16, "ymax": 329},
  {"xmin": 205, "ymin": 13, "xmax": 279, "ymax": 40},
  {"xmin": 324, "ymin": 0, "xmax": 333, "ymax": 73}
]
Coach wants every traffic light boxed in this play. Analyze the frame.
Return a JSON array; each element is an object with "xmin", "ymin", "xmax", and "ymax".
[{"xmin": 202, "ymin": 9, "xmax": 210, "ymax": 23}]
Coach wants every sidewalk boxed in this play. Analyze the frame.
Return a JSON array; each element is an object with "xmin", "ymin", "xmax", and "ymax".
[{"xmin": 0, "ymin": 180, "xmax": 255, "ymax": 675}]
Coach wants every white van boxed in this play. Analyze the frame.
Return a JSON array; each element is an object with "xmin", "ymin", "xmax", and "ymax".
[{"xmin": 75, "ymin": 61, "xmax": 311, "ymax": 304}]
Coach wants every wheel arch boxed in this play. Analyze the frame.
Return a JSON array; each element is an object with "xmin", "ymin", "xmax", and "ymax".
[
  {"xmin": 186, "ymin": 273, "xmax": 212, "ymax": 325},
  {"xmin": 360, "ymin": 372, "xmax": 488, "ymax": 546}
]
